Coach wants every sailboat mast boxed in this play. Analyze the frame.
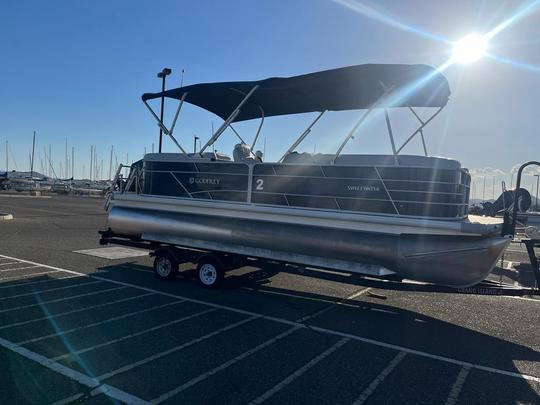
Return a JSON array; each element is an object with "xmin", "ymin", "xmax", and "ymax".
[
  {"xmin": 109, "ymin": 146, "xmax": 113, "ymax": 180},
  {"xmin": 90, "ymin": 145, "xmax": 93, "ymax": 181},
  {"xmin": 30, "ymin": 131, "xmax": 36, "ymax": 177},
  {"xmin": 72, "ymin": 146, "xmax": 74, "ymax": 180},
  {"xmin": 94, "ymin": 146, "xmax": 98, "ymax": 180},
  {"xmin": 65, "ymin": 138, "xmax": 68, "ymax": 178}
]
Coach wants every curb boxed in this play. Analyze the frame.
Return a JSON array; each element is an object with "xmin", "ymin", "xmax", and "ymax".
[{"xmin": 0, "ymin": 213, "xmax": 13, "ymax": 220}]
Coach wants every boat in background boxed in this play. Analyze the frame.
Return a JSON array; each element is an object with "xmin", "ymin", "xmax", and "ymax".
[{"xmin": 103, "ymin": 64, "xmax": 510, "ymax": 288}]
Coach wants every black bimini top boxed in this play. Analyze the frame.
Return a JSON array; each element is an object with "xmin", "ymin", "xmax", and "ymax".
[{"xmin": 142, "ymin": 64, "xmax": 450, "ymax": 122}]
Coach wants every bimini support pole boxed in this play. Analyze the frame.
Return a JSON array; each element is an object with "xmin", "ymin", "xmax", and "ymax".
[
  {"xmin": 384, "ymin": 108, "xmax": 399, "ymax": 165},
  {"xmin": 168, "ymin": 135, "xmax": 188, "ymax": 154},
  {"xmin": 395, "ymin": 106, "xmax": 444, "ymax": 154},
  {"xmin": 332, "ymin": 85, "xmax": 395, "ymax": 164},
  {"xmin": 279, "ymin": 110, "xmax": 326, "ymax": 163},
  {"xmin": 142, "ymin": 92, "xmax": 189, "ymax": 153},
  {"xmin": 250, "ymin": 107, "xmax": 265, "ymax": 152},
  {"xmin": 384, "ymin": 108, "xmax": 397, "ymax": 155},
  {"xmin": 199, "ymin": 85, "xmax": 260, "ymax": 154},
  {"xmin": 408, "ymin": 106, "xmax": 428, "ymax": 156},
  {"xmin": 332, "ymin": 109, "xmax": 374, "ymax": 165},
  {"xmin": 228, "ymin": 125, "xmax": 247, "ymax": 144},
  {"xmin": 168, "ymin": 92, "xmax": 188, "ymax": 136},
  {"xmin": 143, "ymin": 99, "xmax": 170, "ymax": 134}
]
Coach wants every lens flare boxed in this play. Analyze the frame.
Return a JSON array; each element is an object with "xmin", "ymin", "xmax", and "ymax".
[{"xmin": 452, "ymin": 34, "xmax": 488, "ymax": 64}]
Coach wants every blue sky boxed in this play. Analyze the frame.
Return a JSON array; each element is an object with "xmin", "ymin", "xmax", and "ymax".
[{"xmin": 1, "ymin": 0, "xmax": 539, "ymax": 197}]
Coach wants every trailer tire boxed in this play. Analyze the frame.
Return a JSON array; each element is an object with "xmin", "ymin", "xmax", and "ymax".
[
  {"xmin": 197, "ymin": 257, "xmax": 224, "ymax": 288},
  {"xmin": 153, "ymin": 251, "xmax": 178, "ymax": 280}
]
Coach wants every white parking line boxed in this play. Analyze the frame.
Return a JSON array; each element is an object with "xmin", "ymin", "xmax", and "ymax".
[
  {"xmin": 0, "ymin": 261, "xmax": 20, "ymax": 266},
  {"xmin": 0, "ymin": 270, "xmax": 63, "ymax": 282},
  {"xmin": 352, "ymin": 351, "xmax": 407, "ymax": 405},
  {"xmin": 0, "ymin": 280, "xmax": 103, "ymax": 301},
  {"xmin": 508, "ymin": 295, "xmax": 540, "ymax": 302},
  {"xmin": 0, "ymin": 336, "xmax": 150, "ymax": 405},
  {"xmin": 0, "ymin": 265, "xmax": 41, "ymax": 273},
  {"xmin": 152, "ymin": 326, "xmax": 302, "ymax": 404},
  {"xmin": 17, "ymin": 300, "xmax": 185, "ymax": 345},
  {"xmin": 242, "ymin": 287, "xmax": 363, "ymax": 308},
  {"xmin": 445, "ymin": 366, "xmax": 471, "ymax": 405},
  {"xmin": 1, "ymin": 253, "xmax": 539, "ymax": 384},
  {"xmin": 0, "ymin": 286, "xmax": 126, "ymax": 314},
  {"xmin": 249, "ymin": 337, "xmax": 350, "ymax": 404},
  {"xmin": 307, "ymin": 324, "xmax": 540, "ymax": 383},
  {"xmin": 0, "ymin": 275, "xmax": 80, "ymax": 290},
  {"xmin": 297, "ymin": 286, "xmax": 371, "ymax": 322},
  {"xmin": 96, "ymin": 316, "xmax": 257, "ymax": 381},
  {"xmin": 52, "ymin": 308, "xmax": 218, "ymax": 361},
  {"xmin": 0, "ymin": 292, "xmax": 155, "ymax": 331}
]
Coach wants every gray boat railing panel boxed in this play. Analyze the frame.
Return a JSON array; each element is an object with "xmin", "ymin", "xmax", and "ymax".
[{"xmin": 129, "ymin": 160, "xmax": 470, "ymax": 219}]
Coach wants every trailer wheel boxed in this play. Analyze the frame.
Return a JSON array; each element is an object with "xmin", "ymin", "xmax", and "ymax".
[
  {"xmin": 197, "ymin": 257, "xmax": 224, "ymax": 288},
  {"xmin": 153, "ymin": 251, "xmax": 178, "ymax": 280}
]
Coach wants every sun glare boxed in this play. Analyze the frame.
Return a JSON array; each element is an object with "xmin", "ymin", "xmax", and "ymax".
[{"xmin": 452, "ymin": 34, "xmax": 488, "ymax": 64}]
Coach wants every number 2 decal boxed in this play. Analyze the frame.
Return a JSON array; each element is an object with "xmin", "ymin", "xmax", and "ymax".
[{"xmin": 255, "ymin": 179, "xmax": 264, "ymax": 190}]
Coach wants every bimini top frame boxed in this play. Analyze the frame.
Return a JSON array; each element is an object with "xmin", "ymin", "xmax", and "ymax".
[{"xmin": 141, "ymin": 63, "xmax": 450, "ymax": 161}]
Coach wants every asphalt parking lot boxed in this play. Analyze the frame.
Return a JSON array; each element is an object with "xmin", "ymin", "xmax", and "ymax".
[{"xmin": 0, "ymin": 194, "xmax": 539, "ymax": 404}]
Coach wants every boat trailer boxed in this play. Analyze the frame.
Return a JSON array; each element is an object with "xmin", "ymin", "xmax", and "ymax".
[{"xmin": 98, "ymin": 230, "xmax": 538, "ymax": 296}]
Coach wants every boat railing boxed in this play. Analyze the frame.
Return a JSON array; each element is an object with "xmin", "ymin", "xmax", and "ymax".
[
  {"xmin": 124, "ymin": 165, "xmax": 143, "ymax": 194},
  {"xmin": 105, "ymin": 163, "xmax": 141, "ymax": 210},
  {"xmin": 139, "ymin": 163, "xmax": 470, "ymax": 219}
]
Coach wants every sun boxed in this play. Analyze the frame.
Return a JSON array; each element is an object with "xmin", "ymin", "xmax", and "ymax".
[{"xmin": 452, "ymin": 34, "xmax": 488, "ymax": 64}]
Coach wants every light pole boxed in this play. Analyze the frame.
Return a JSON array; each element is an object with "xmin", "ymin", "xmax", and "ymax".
[
  {"xmin": 157, "ymin": 68, "xmax": 172, "ymax": 153},
  {"xmin": 535, "ymin": 174, "xmax": 539, "ymax": 211}
]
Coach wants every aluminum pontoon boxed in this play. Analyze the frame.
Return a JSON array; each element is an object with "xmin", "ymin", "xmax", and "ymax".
[{"xmin": 102, "ymin": 64, "xmax": 510, "ymax": 288}]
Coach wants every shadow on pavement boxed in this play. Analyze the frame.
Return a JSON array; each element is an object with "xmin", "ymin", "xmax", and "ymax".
[{"xmin": 91, "ymin": 259, "xmax": 540, "ymax": 405}]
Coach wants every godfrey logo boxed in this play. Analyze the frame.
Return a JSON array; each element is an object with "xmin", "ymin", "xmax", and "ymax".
[{"xmin": 189, "ymin": 177, "xmax": 220, "ymax": 185}]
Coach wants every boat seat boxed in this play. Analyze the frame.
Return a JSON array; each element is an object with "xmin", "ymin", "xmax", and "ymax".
[
  {"xmin": 233, "ymin": 143, "xmax": 263, "ymax": 163},
  {"xmin": 282, "ymin": 152, "xmax": 461, "ymax": 170}
]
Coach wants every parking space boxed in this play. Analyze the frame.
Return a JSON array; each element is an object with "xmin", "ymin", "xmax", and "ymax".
[
  {"xmin": 0, "ymin": 253, "xmax": 538, "ymax": 405},
  {"xmin": 0, "ymin": 196, "xmax": 539, "ymax": 404}
]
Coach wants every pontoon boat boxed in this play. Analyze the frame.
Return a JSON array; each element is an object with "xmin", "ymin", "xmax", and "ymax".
[{"xmin": 103, "ymin": 64, "xmax": 510, "ymax": 287}]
